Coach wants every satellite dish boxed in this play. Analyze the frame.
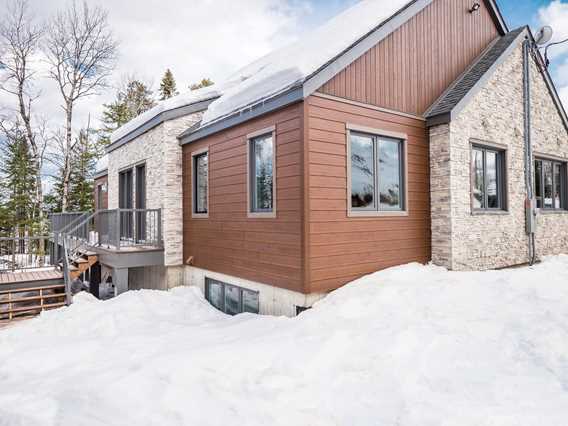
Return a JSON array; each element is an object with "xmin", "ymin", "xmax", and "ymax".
[{"xmin": 535, "ymin": 26, "xmax": 553, "ymax": 46}]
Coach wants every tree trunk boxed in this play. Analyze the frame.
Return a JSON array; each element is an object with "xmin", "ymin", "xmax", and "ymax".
[
  {"xmin": 17, "ymin": 79, "xmax": 45, "ymax": 230},
  {"xmin": 62, "ymin": 103, "xmax": 73, "ymax": 212}
]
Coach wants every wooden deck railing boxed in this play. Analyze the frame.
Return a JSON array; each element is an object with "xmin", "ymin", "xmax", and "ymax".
[{"xmin": 0, "ymin": 284, "xmax": 66, "ymax": 322}]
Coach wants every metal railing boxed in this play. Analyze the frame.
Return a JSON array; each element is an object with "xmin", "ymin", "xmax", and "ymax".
[
  {"xmin": 49, "ymin": 212, "xmax": 90, "ymax": 234},
  {"xmin": 0, "ymin": 236, "xmax": 54, "ymax": 272}
]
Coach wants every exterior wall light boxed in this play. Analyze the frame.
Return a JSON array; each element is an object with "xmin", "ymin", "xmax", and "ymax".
[{"xmin": 469, "ymin": 2, "xmax": 481, "ymax": 13}]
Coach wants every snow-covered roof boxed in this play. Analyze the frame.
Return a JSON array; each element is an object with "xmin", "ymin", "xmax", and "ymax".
[
  {"xmin": 200, "ymin": 0, "xmax": 414, "ymax": 126},
  {"xmin": 110, "ymin": 85, "xmax": 222, "ymax": 144},
  {"xmin": 95, "ymin": 154, "xmax": 108, "ymax": 175}
]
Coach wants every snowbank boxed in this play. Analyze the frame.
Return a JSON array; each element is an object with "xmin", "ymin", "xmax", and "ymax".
[
  {"xmin": 2, "ymin": 257, "xmax": 568, "ymax": 425},
  {"xmin": 201, "ymin": 0, "xmax": 411, "ymax": 126}
]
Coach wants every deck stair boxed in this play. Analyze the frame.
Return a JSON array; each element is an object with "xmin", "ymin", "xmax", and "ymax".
[{"xmin": 57, "ymin": 248, "xmax": 99, "ymax": 281}]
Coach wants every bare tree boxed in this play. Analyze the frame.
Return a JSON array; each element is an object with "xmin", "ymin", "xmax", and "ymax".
[
  {"xmin": 0, "ymin": 0, "xmax": 46, "ymax": 229},
  {"xmin": 44, "ymin": 0, "xmax": 118, "ymax": 211}
]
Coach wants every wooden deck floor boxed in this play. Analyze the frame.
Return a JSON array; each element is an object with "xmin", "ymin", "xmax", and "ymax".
[{"xmin": 0, "ymin": 269, "xmax": 63, "ymax": 285}]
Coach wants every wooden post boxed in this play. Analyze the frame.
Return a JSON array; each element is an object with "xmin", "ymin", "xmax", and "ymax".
[
  {"xmin": 40, "ymin": 288, "xmax": 44, "ymax": 311},
  {"xmin": 8, "ymin": 292, "xmax": 12, "ymax": 321}
]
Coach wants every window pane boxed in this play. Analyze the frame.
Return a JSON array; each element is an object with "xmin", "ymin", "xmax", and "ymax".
[
  {"xmin": 378, "ymin": 138, "xmax": 402, "ymax": 210},
  {"xmin": 535, "ymin": 160, "xmax": 543, "ymax": 209},
  {"xmin": 554, "ymin": 163, "xmax": 562, "ymax": 209},
  {"xmin": 206, "ymin": 280, "xmax": 223, "ymax": 312},
  {"xmin": 486, "ymin": 151, "xmax": 499, "ymax": 208},
  {"xmin": 350, "ymin": 133, "xmax": 375, "ymax": 209},
  {"xmin": 472, "ymin": 149, "xmax": 484, "ymax": 209},
  {"xmin": 224, "ymin": 285, "xmax": 241, "ymax": 315},
  {"xmin": 252, "ymin": 135, "xmax": 273, "ymax": 212},
  {"xmin": 544, "ymin": 161, "xmax": 553, "ymax": 208},
  {"xmin": 242, "ymin": 290, "xmax": 259, "ymax": 314},
  {"xmin": 195, "ymin": 153, "xmax": 208, "ymax": 213}
]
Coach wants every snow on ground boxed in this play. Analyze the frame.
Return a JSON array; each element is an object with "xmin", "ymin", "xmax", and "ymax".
[{"xmin": 2, "ymin": 257, "xmax": 568, "ymax": 425}]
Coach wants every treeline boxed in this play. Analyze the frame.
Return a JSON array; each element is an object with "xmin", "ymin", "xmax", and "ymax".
[{"xmin": 0, "ymin": 0, "xmax": 213, "ymax": 235}]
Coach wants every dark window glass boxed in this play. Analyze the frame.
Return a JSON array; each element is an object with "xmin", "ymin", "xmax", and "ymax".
[
  {"xmin": 535, "ymin": 159, "xmax": 566, "ymax": 210},
  {"xmin": 350, "ymin": 133, "xmax": 375, "ymax": 209},
  {"xmin": 379, "ymin": 138, "xmax": 402, "ymax": 210},
  {"xmin": 471, "ymin": 146, "xmax": 505, "ymax": 211},
  {"xmin": 206, "ymin": 280, "xmax": 224, "ymax": 311},
  {"xmin": 350, "ymin": 132, "xmax": 404, "ymax": 212},
  {"xmin": 224, "ymin": 285, "xmax": 241, "ymax": 316},
  {"xmin": 544, "ymin": 161, "xmax": 553, "ymax": 209},
  {"xmin": 472, "ymin": 149, "xmax": 484, "ymax": 209},
  {"xmin": 486, "ymin": 151, "xmax": 499, "ymax": 208},
  {"xmin": 251, "ymin": 134, "xmax": 274, "ymax": 212},
  {"xmin": 535, "ymin": 160, "xmax": 543, "ymax": 208},
  {"xmin": 554, "ymin": 163, "xmax": 562, "ymax": 209},
  {"xmin": 194, "ymin": 152, "xmax": 208, "ymax": 214},
  {"xmin": 242, "ymin": 290, "xmax": 259, "ymax": 314}
]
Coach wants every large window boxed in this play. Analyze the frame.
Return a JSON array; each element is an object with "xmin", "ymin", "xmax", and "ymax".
[
  {"xmin": 248, "ymin": 131, "xmax": 275, "ymax": 215},
  {"xmin": 471, "ymin": 145, "xmax": 506, "ymax": 211},
  {"xmin": 205, "ymin": 278, "xmax": 259, "ymax": 315},
  {"xmin": 192, "ymin": 150, "xmax": 208, "ymax": 215},
  {"xmin": 535, "ymin": 158, "xmax": 566, "ymax": 210},
  {"xmin": 349, "ymin": 131, "xmax": 405, "ymax": 213}
]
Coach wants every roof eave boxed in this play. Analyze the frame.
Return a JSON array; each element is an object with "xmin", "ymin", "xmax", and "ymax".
[
  {"xmin": 106, "ymin": 97, "xmax": 218, "ymax": 154},
  {"xmin": 179, "ymin": 86, "xmax": 303, "ymax": 145}
]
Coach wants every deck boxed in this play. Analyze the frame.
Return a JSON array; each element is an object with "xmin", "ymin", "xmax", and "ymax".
[{"xmin": 0, "ymin": 269, "xmax": 63, "ymax": 285}]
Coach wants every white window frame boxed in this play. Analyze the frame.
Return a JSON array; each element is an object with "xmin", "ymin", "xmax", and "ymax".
[
  {"xmin": 346, "ymin": 123, "xmax": 409, "ymax": 217},
  {"xmin": 246, "ymin": 126, "xmax": 277, "ymax": 218},
  {"xmin": 191, "ymin": 147, "xmax": 209, "ymax": 218}
]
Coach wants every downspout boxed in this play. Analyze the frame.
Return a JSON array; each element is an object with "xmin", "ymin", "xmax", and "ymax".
[{"xmin": 522, "ymin": 37, "xmax": 537, "ymax": 265}]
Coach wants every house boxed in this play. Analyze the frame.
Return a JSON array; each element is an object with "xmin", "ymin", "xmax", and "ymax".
[{"xmin": 73, "ymin": 0, "xmax": 567, "ymax": 316}]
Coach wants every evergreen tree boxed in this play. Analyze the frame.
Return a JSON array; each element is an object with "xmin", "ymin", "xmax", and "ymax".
[
  {"xmin": 190, "ymin": 78, "xmax": 214, "ymax": 91},
  {"xmin": 68, "ymin": 129, "xmax": 97, "ymax": 211},
  {"xmin": 159, "ymin": 69, "xmax": 178, "ymax": 100},
  {"xmin": 0, "ymin": 127, "xmax": 35, "ymax": 231},
  {"xmin": 99, "ymin": 78, "xmax": 156, "ymax": 145}
]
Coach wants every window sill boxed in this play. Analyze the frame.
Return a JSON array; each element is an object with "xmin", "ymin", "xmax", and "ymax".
[
  {"xmin": 348, "ymin": 210, "xmax": 409, "ymax": 218},
  {"xmin": 537, "ymin": 209, "xmax": 568, "ymax": 215},
  {"xmin": 471, "ymin": 210, "xmax": 509, "ymax": 216},
  {"xmin": 192, "ymin": 213, "xmax": 209, "ymax": 219},
  {"xmin": 248, "ymin": 212, "xmax": 276, "ymax": 219}
]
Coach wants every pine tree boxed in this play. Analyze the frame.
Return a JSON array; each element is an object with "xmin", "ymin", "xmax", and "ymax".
[
  {"xmin": 0, "ymin": 127, "xmax": 35, "ymax": 231},
  {"xmin": 99, "ymin": 78, "xmax": 157, "ymax": 145},
  {"xmin": 159, "ymin": 69, "xmax": 178, "ymax": 100},
  {"xmin": 190, "ymin": 78, "xmax": 214, "ymax": 91},
  {"xmin": 68, "ymin": 129, "xmax": 97, "ymax": 211}
]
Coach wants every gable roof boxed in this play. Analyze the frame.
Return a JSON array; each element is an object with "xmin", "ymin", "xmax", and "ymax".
[
  {"xmin": 425, "ymin": 26, "xmax": 568, "ymax": 132},
  {"xmin": 180, "ymin": 0, "xmax": 508, "ymax": 144},
  {"xmin": 106, "ymin": 86, "xmax": 221, "ymax": 153},
  {"xmin": 425, "ymin": 27, "xmax": 525, "ymax": 124}
]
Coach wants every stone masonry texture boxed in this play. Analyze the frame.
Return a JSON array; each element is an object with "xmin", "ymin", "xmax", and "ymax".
[
  {"xmin": 430, "ymin": 44, "xmax": 568, "ymax": 270},
  {"xmin": 108, "ymin": 112, "xmax": 203, "ymax": 269}
]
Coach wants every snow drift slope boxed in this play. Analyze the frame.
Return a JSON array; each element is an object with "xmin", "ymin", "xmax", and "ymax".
[{"xmin": 2, "ymin": 257, "xmax": 568, "ymax": 425}]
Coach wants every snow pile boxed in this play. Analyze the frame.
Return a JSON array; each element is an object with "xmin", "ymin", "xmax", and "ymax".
[
  {"xmin": 201, "ymin": 0, "xmax": 412, "ymax": 125},
  {"xmin": 110, "ymin": 85, "xmax": 222, "ymax": 143},
  {"xmin": 2, "ymin": 257, "xmax": 568, "ymax": 425}
]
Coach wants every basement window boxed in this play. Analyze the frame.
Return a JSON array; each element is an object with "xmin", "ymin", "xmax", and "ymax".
[
  {"xmin": 471, "ymin": 145, "xmax": 507, "ymax": 211},
  {"xmin": 535, "ymin": 158, "xmax": 567, "ymax": 210},
  {"xmin": 205, "ymin": 278, "xmax": 259, "ymax": 315}
]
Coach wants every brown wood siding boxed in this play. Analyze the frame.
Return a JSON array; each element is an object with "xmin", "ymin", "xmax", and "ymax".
[
  {"xmin": 94, "ymin": 175, "xmax": 108, "ymax": 210},
  {"xmin": 183, "ymin": 103, "xmax": 305, "ymax": 293},
  {"xmin": 318, "ymin": 0, "xmax": 500, "ymax": 115},
  {"xmin": 305, "ymin": 95, "xmax": 431, "ymax": 294}
]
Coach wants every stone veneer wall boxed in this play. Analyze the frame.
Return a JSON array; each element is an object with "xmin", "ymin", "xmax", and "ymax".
[
  {"xmin": 107, "ymin": 112, "xmax": 203, "ymax": 278},
  {"xmin": 430, "ymin": 44, "xmax": 568, "ymax": 270}
]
